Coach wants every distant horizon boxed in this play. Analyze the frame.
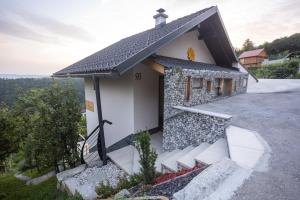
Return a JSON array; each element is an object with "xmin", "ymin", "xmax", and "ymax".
[{"xmin": 0, "ymin": 73, "xmax": 50, "ymax": 78}]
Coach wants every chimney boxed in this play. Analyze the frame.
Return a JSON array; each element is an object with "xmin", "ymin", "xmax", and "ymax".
[{"xmin": 153, "ymin": 8, "xmax": 168, "ymax": 28}]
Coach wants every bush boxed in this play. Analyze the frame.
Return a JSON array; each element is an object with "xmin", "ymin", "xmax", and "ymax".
[
  {"xmin": 95, "ymin": 183, "xmax": 116, "ymax": 198},
  {"xmin": 135, "ymin": 131, "xmax": 157, "ymax": 185},
  {"xmin": 249, "ymin": 60, "xmax": 299, "ymax": 79}
]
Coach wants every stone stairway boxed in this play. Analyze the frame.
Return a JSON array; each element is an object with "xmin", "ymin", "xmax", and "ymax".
[{"xmin": 107, "ymin": 137, "xmax": 230, "ymax": 175}]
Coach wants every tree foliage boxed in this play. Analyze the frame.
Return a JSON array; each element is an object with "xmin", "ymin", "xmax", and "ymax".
[
  {"xmin": 15, "ymin": 81, "xmax": 82, "ymax": 172},
  {"xmin": 248, "ymin": 60, "xmax": 299, "ymax": 79},
  {"xmin": 260, "ymin": 33, "xmax": 300, "ymax": 55},
  {"xmin": 0, "ymin": 78, "xmax": 84, "ymax": 107},
  {"xmin": 135, "ymin": 131, "xmax": 157, "ymax": 185},
  {"xmin": 0, "ymin": 104, "xmax": 22, "ymax": 169},
  {"xmin": 242, "ymin": 39, "xmax": 255, "ymax": 51}
]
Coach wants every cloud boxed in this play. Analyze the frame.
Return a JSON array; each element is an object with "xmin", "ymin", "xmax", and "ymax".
[
  {"xmin": 17, "ymin": 11, "xmax": 94, "ymax": 42},
  {"xmin": 0, "ymin": 18, "xmax": 58, "ymax": 43}
]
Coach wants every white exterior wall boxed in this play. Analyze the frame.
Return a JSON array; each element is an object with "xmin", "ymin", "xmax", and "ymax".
[
  {"xmin": 133, "ymin": 64, "xmax": 159, "ymax": 132},
  {"xmin": 84, "ymin": 78, "xmax": 99, "ymax": 136},
  {"xmin": 233, "ymin": 62, "xmax": 258, "ymax": 85},
  {"xmin": 84, "ymin": 65, "xmax": 159, "ymax": 148},
  {"xmin": 157, "ymin": 30, "xmax": 215, "ymax": 64},
  {"xmin": 84, "ymin": 71, "xmax": 134, "ymax": 147}
]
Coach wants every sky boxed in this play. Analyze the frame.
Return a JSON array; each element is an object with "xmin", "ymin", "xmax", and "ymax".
[{"xmin": 0, "ymin": 0, "xmax": 299, "ymax": 75}]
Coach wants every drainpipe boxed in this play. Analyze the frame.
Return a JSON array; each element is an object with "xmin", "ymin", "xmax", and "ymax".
[{"xmin": 93, "ymin": 76, "xmax": 107, "ymax": 165}]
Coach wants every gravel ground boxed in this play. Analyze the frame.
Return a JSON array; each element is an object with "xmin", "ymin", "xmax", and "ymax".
[
  {"xmin": 74, "ymin": 161, "xmax": 126, "ymax": 188},
  {"xmin": 194, "ymin": 88, "xmax": 300, "ymax": 200},
  {"xmin": 131, "ymin": 167, "xmax": 207, "ymax": 199}
]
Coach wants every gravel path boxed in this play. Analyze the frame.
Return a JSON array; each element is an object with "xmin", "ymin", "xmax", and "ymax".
[{"xmin": 194, "ymin": 88, "xmax": 300, "ymax": 200}]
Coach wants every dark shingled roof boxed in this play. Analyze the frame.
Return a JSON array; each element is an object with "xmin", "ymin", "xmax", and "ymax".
[
  {"xmin": 54, "ymin": 6, "xmax": 220, "ymax": 77},
  {"xmin": 152, "ymin": 55, "xmax": 240, "ymax": 73}
]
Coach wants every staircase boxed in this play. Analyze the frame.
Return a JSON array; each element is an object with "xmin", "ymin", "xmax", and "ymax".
[{"xmin": 107, "ymin": 136, "xmax": 229, "ymax": 175}]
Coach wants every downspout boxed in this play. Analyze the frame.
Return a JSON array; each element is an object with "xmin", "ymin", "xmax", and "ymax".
[{"xmin": 93, "ymin": 75, "xmax": 108, "ymax": 165}]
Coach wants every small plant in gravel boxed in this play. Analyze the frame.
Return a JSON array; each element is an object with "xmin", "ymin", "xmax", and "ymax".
[
  {"xmin": 95, "ymin": 174, "xmax": 143, "ymax": 198},
  {"xmin": 95, "ymin": 183, "xmax": 116, "ymax": 198},
  {"xmin": 135, "ymin": 131, "xmax": 158, "ymax": 185}
]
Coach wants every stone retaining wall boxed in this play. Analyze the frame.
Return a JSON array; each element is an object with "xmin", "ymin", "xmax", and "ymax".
[{"xmin": 163, "ymin": 109, "xmax": 231, "ymax": 151}]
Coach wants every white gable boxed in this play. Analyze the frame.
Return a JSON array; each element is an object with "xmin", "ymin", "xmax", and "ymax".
[{"xmin": 156, "ymin": 30, "xmax": 215, "ymax": 64}]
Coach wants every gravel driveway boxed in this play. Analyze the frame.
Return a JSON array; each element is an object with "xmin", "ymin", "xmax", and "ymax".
[{"xmin": 194, "ymin": 88, "xmax": 300, "ymax": 200}]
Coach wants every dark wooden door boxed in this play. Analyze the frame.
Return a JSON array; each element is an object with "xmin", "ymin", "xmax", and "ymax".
[{"xmin": 158, "ymin": 76, "xmax": 164, "ymax": 130}]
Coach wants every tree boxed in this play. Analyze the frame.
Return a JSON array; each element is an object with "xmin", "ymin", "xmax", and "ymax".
[
  {"xmin": 135, "ymin": 131, "xmax": 157, "ymax": 185},
  {"xmin": 15, "ymin": 80, "xmax": 82, "ymax": 172},
  {"xmin": 259, "ymin": 33, "xmax": 300, "ymax": 55},
  {"xmin": 0, "ymin": 104, "xmax": 20, "ymax": 170},
  {"xmin": 242, "ymin": 39, "xmax": 255, "ymax": 51}
]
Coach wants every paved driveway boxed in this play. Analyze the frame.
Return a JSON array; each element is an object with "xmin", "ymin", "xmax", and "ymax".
[{"xmin": 194, "ymin": 87, "xmax": 300, "ymax": 200}]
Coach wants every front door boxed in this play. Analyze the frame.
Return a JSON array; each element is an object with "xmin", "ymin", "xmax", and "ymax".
[{"xmin": 158, "ymin": 76, "xmax": 164, "ymax": 131}]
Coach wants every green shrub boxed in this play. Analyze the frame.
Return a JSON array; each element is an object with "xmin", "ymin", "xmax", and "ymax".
[
  {"xmin": 95, "ymin": 183, "xmax": 116, "ymax": 198},
  {"xmin": 117, "ymin": 173, "xmax": 143, "ymax": 190},
  {"xmin": 135, "ymin": 131, "xmax": 157, "ymax": 185},
  {"xmin": 251, "ymin": 60, "xmax": 299, "ymax": 79},
  {"xmin": 294, "ymin": 73, "xmax": 300, "ymax": 79}
]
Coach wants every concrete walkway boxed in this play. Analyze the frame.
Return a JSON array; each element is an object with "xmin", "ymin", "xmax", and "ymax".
[
  {"xmin": 226, "ymin": 126, "xmax": 266, "ymax": 170},
  {"xmin": 192, "ymin": 86, "xmax": 300, "ymax": 200},
  {"xmin": 247, "ymin": 79, "xmax": 300, "ymax": 93}
]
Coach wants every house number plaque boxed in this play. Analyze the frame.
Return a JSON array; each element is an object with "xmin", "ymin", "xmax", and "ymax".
[{"xmin": 135, "ymin": 73, "xmax": 142, "ymax": 80}]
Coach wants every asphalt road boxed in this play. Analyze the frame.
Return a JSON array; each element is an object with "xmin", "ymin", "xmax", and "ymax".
[{"xmin": 194, "ymin": 88, "xmax": 300, "ymax": 200}]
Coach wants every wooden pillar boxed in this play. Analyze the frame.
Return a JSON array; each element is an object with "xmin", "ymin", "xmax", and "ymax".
[{"xmin": 93, "ymin": 76, "xmax": 107, "ymax": 165}]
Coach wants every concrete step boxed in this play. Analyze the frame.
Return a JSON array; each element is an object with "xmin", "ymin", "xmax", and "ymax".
[
  {"xmin": 177, "ymin": 143, "xmax": 210, "ymax": 169},
  {"xmin": 155, "ymin": 149, "xmax": 181, "ymax": 172},
  {"xmin": 195, "ymin": 138, "xmax": 229, "ymax": 165},
  {"xmin": 161, "ymin": 146, "xmax": 194, "ymax": 172},
  {"xmin": 226, "ymin": 125, "xmax": 265, "ymax": 169},
  {"xmin": 173, "ymin": 158, "xmax": 249, "ymax": 200},
  {"xmin": 84, "ymin": 151, "xmax": 100, "ymax": 165},
  {"xmin": 107, "ymin": 145, "xmax": 137, "ymax": 175}
]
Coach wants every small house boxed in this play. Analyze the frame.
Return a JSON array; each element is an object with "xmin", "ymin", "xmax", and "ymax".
[
  {"xmin": 239, "ymin": 48, "xmax": 268, "ymax": 68},
  {"xmin": 54, "ymin": 6, "xmax": 249, "ymax": 172}
]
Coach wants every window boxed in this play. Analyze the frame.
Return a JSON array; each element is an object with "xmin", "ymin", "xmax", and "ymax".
[
  {"xmin": 207, "ymin": 80, "xmax": 212, "ymax": 93},
  {"xmin": 184, "ymin": 76, "xmax": 191, "ymax": 101},
  {"xmin": 192, "ymin": 78, "xmax": 203, "ymax": 89},
  {"xmin": 216, "ymin": 78, "xmax": 223, "ymax": 96}
]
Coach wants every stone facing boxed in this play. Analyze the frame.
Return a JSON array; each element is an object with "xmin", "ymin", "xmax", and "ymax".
[
  {"xmin": 163, "ymin": 67, "xmax": 247, "ymax": 151},
  {"xmin": 163, "ymin": 110, "xmax": 231, "ymax": 151}
]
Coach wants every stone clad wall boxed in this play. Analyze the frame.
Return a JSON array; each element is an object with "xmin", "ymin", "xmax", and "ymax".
[
  {"xmin": 162, "ymin": 67, "xmax": 247, "ymax": 151},
  {"xmin": 163, "ymin": 110, "xmax": 231, "ymax": 151}
]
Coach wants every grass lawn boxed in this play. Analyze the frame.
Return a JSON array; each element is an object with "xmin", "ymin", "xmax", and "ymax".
[
  {"xmin": 23, "ymin": 167, "xmax": 53, "ymax": 179},
  {"xmin": 0, "ymin": 173, "xmax": 82, "ymax": 200}
]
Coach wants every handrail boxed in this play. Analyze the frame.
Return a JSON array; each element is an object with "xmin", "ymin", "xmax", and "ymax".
[
  {"xmin": 80, "ymin": 125, "xmax": 100, "ymax": 164},
  {"xmin": 80, "ymin": 119, "xmax": 112, "ymax": 164}
]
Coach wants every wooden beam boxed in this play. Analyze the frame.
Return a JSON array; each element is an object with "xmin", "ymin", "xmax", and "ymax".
[{"xmin": 143, "ymin": 59, "xmax": 165, "ymax": 74}]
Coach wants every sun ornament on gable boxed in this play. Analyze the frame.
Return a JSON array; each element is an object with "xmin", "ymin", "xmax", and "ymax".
[{"xmin": 187, "ymin": 47, "xmax": 196, "ymax": 61}]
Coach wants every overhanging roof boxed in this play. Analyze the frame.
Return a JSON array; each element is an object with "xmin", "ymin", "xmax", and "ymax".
[{"xmin": 53, "ymin": 6, "xmax": 238, "ymax": 78}]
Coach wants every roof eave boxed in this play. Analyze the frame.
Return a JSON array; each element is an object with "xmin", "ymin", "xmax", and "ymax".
[{"xmin": 51, "ymin": 71, "xmax": 119, "ymax": 79}]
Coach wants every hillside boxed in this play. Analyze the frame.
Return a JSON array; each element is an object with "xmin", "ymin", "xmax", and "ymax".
[{"xmin": 0, "ymin": 77, "xmax": 85, "ymax": 107}]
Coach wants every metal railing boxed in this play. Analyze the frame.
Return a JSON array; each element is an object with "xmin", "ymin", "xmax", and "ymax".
[{"xmin": 80, "ymin": 120, "xmax": 112, "ymax": 164}]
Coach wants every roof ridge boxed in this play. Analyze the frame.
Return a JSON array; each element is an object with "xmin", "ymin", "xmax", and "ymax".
[{"xmin": 53, "ymin": 6, "xmax": 220, "ymax": 76}]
